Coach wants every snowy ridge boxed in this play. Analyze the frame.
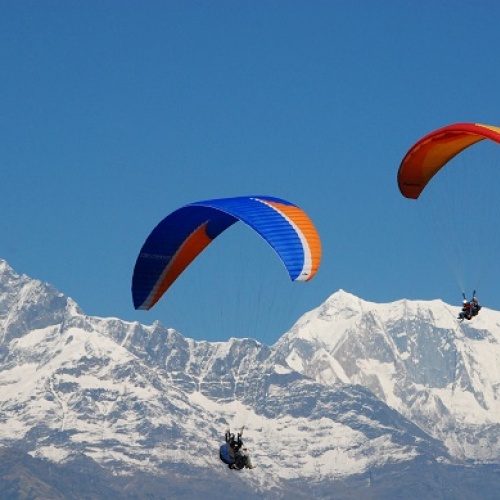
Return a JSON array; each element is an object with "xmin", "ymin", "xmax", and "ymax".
[{"xmin": 1, "ymin": 259, "xmax": 499, "ymax": 497}]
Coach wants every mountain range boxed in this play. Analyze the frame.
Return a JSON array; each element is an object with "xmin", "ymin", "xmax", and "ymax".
[{"xmin": 0, "ymin": 258, "xmax": 499, "ymax": 499}]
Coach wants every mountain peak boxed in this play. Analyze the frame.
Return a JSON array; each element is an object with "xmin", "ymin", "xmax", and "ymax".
[
  {"xmin": 328, "ymin": 288, "xmax": 362, "ymax": 304},
  {"xmin": 0, "ymin": 258, "xmax": 17, "ymax": 280}
]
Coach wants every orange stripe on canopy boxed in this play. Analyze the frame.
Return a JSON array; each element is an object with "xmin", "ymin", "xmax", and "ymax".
[
  {"xmin": 147, "ymin": 222, "xmax": 212, "ymax": 310},
  {"xmin": 264, "ymin": 200, "xmax": 322, "ymax": 281}
]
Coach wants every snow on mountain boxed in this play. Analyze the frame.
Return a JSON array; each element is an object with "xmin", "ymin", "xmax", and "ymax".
[
  {"xmin": 0, "ymin": 259, "xmax": 451, "ymax": 495},
  {"xmin": 275, "ymin": 289, "xmax": 500, "ymax": 461},
  {"xmin": 3, "ymin": 259, "xmax": 500, "ymax": 497}
]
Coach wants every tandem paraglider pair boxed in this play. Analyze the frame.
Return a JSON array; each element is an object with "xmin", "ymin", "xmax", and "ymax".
[
  {"xmin": 458, "ymin": 292, "xmax": 482, "ymax": 322},
  {"xmin": 219, "ymin": 428, "xmax": 255, "ymax": 470}
]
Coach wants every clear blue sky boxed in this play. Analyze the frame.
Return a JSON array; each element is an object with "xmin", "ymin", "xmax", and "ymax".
[{"xmin": 2, "ymin": 1, "xmax": 500, "ymax": 343}]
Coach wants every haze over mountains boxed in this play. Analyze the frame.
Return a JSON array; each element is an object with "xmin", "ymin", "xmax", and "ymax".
[{"xmin": 0, "ymin": 259, "xmax": 499, "ymax": 499}]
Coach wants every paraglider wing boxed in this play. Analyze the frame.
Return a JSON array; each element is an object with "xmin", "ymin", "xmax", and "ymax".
[
  {"xmin": 132, "ymin": 196, "xmax": 321, "ymax": 310},
  {"xmin": 397, "ymin": 123, "xmax": 500, "ymax": 199}
]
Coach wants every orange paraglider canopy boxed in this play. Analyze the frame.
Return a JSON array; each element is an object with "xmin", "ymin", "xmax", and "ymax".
[{"xmin": 398, "ymin": 123, "xmax": 500, "ymax": 199}]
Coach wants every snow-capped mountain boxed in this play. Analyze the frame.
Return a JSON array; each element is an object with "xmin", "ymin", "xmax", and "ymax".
[
  {"xmin": 1, "ymin": 259, "xmax": 499, "ymax": 498},
  {"xmin": 275, "ymin": 290, "xmax": 500, "ymax": 462}
]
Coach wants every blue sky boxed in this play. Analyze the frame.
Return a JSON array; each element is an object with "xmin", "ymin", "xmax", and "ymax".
[{"xmin": 2, "ymin": 1, "xmax": 500, "ymax": 343}]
